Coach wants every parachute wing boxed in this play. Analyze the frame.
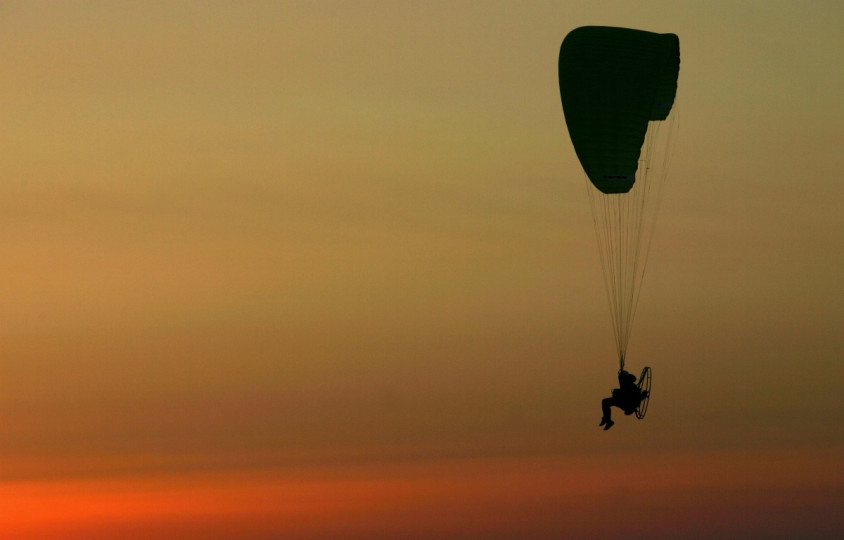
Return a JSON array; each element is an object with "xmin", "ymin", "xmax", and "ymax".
[
  {"xmin": 558, "ymin": 27, "xmax": 680, "ymax": 368},
  {"xmin": 559, "ymin": 26, "xmax": 679, "ymax": 194}
]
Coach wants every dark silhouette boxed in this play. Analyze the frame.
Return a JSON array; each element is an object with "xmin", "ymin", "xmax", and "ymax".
[{"xmin": 600, "ymin": 370, "xmax": 648, "ymax": 430}]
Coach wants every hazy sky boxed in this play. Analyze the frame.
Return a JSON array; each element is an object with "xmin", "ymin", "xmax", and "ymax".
[{"xmin": 1, "ymin": 1, "xmax": 842, "ymax": 538}]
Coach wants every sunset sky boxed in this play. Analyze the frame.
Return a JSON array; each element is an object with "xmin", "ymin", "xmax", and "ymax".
[{"xmin": 1, "ymin": 1, "xmax": 842, "ymax": 538}]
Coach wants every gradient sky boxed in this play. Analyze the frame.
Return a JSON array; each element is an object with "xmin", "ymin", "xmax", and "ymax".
[{"xmin": 1, "ymin": 1, "xmax": 842, "ymax": 538}]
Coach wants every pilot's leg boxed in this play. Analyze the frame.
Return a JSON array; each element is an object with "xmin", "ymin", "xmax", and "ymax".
[{"xmin": 601, "ymin": 398, "xmax": 613, "ymax": 422}]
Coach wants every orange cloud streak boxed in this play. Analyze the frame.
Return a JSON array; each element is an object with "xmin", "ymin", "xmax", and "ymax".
[{"xmin": 2, "ymin": 449, "xmax": 841, "ymax": 539}]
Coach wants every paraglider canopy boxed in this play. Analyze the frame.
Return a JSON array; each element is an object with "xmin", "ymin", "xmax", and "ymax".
[
  {"xmin": 559, "ymin": 26, "xmax": 680, "ymax": 194},
  {"xmin": 558, "ymin": 26, "xmax": 680, "ymax": 370}
]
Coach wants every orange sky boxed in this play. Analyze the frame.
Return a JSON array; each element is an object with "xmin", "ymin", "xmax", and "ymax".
[
  {"xmin": 4, "ymin": 449, "xmax": 841, "ymax": 539},
  {"xmin": 1, "ymin": 1, "xmax": 842, "ymax": 538}
]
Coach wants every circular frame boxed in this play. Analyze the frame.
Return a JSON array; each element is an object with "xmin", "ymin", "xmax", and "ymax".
[{"xmin": 635, "ymin": 366, "xmax": 651, "ymax": 419}]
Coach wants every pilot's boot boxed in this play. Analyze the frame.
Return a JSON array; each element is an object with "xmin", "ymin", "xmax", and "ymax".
[{"xmin": 602, "ymin": 419, "xmax": 615, "ymax": 431}]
